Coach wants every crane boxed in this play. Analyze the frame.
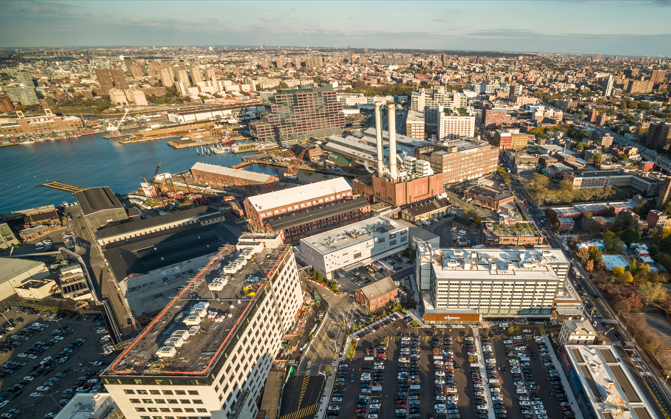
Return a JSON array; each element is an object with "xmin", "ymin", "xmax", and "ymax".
[
  {"xmin": 106, "ymin": 108, "xmax": 130, "ymax": 137},
  {"xmin": 152, "ymin": 162, "xmax": 162, "ymax": 182},
  {"xmin": 284, "ymin": 148, "xmax": 307, "ymax": 178}
]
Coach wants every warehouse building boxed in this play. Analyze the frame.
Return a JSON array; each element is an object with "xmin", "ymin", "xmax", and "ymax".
[
  {"xmin": 102, "ymin": 244, "xmax": 303, "ymax": 419},
  {"xmin": 0, "ymin": 258, "xmax": 50, "ymax": 301},
  {"xmin": 355, "ymin": 276, "xmax": 399, "ymax": 312},
  {"xmin": 298, "ymin": 216, "xmax": 408, "ymax": 280},
  {"xmin": 75, "ymin": 187, "xmax": 128, "ymax": 231},
  {"xmin": 190, "ymin": 162, "xmax": 280, "ymax": 194},
  {"xmin": 243, "ymin": 177, "xmax": 352, "ymax": 231},
  {"xmin": 266, "ymin": 197, "xmax": 371, "ymax": 244},
  {"xmin": 400, "ymin": 198, "xmax": 451, "ymax": 223}
]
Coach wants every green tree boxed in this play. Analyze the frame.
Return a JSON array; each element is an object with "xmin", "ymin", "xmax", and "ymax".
[
  {"xmin": 325, "ymin": 365, "xmax": 332, "ymax": 373},
  {"xmin": 620, "ymin": 229, "xmax": 641, "ymax": 245},
  {"xmin": 575, "ymin": 142, "xmax": 586, "ymax": 150},
  {"xmin": 411, "ymin": 320, "xmax": 420, "ymax": 327},
  {"xmin": 634, "ymin": 204, "xmax": 649, "ymax": 219},
  {"xmin": 593, "ymin": 154, "xmax": 603, "ymax": 164},
  {"xmin": 529, "ymin": 173, "xmax": 550, "ymax": 190},
  {"xmin": 588, "ymin": 247, "xmax": 603, "ymax": 262},
  {"xmin": 606, "ymin": 206, "xmax": 616, "ymax": 217},
  {"xmin": 662, "ymin": 202, "xmax": 671, "ymax": 217},
  {"xmin": 612, "ymin": 266, "xmax": 625, "ymax": 276}
]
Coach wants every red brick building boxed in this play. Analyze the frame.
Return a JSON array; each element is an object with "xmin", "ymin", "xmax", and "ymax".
[
  {"xmin": 483, "ymin": 108, "xmax": 515, "ymax": 128},
  {"xmin": 0, "ymin": 112, "xmax": 84, "ymax": 137},
  {"xmin": 353, "ymin": 173, "xmax": 444, "ymax": 207},
  {"xmin": 190, "ymin": 162, "xmax": 280, "ymax": 195},
  {"xmin": 266, "ymin": 197, "xmax": 371, "ymax": 243},
  {"xmin": 243, "ymin": 178, "xmax": 353, "ymax": 230},
  {"xmin": 355, "ymin": 277, "xmax": 398, "ymax": 312}
]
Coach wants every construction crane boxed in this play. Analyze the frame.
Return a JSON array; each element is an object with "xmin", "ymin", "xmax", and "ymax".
[
  {"xmin": 106, "ymin": 108, "xmax": 130, "ymax": 137},
  {"xmin": 152, "ymin": 162, "xmax": 162, "ymax": 182},
  {"xmin": 284, "ymin": 148, "xmax": 307, "ymax": 178}
]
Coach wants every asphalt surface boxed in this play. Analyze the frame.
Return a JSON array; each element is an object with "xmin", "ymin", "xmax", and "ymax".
[
  {"xmin": 0, "ymin": 312, "xmax": 116, "ymax": 419},
  {"xmin": 279, "ymin": 375, "xmax": 324, "ymax": 419}
]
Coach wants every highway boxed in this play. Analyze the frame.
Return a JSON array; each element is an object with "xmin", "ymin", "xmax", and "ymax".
[{"xmin": 506, "ymin": 173, "xmax": 671, "ymax": 418}]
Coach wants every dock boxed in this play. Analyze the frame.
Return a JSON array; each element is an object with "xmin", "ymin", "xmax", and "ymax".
[{"xmin": 41, "ymin": 182, "xmax": 85, "ymax": 193}]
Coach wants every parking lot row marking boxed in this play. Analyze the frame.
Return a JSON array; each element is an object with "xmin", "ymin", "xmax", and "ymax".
[{"xmin": 280, "ymin": 402, "xmax": 317, "ymax": 419}]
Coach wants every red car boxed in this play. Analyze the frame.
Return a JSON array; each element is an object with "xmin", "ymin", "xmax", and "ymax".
[
  {"xmin": 560, "ymin": 406, "xmax": 572, "ymax": 411},
  {"xmin": 356, "ymin": 408, "xmax": 366, "ymax": 413}
]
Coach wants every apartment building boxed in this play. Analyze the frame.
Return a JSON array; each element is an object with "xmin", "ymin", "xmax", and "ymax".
[
  {"xmin": 558, "ymin": 319, "xmax": 596, "ymax": 345},
  {"xmin": 438, "ymin": 107, "xmax": 475, "ymax": 140},
  {"xmin": 101, "ymin": 244, "xmax": 303, "ymax": 419},
  {"xmin": 243, "ymin": 178, "xmax": 352, "ymax": 230},
  {"xmin": 250, "ymin": 84, "xmax": 345, "ymax": 145},
  {"xmin": 411, "ymin": 87, "xmax": 453, "ymax": 133},
  {"xmin": 414, "ymin": 139, "xmax": 499, "ymax": 185},
  {"xmin": 495, "ymin": 130, "xmax": 534, "ymax": 150},
  {"xmin": 563, "ymin": 170, "xmax": 660, "ymax": 195},
  {"xmin": 646, "ymin": 122, "xmax": 671, "ymax": 150},
  {"xmin": 266, "ymin": 197, "xmax": 371, "ymax": 244},
  {"xmin": 298, "ymin": 216, "xmax": 409, "ymax": 280},
  {"xmin": 406, "ymin": 110, "xmax": 426, "ymax": 140},
  {"xmin": 416, "ymin": 246, "xmax": 569, "ymax": 322},
  {"xmin": 190, "ymin": 162, "xmax": 280, "ymax": 194}
]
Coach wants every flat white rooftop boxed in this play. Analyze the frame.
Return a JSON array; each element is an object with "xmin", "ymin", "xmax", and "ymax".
[
  {"xmin": 427, "ymin": 247, "xmax": 568, "ymax": 281},
  {"xmin": 191, "ymin": 162, "xmax": 274, "ymax": 183},
  {"xmin": 302, "ymin": 216, "xmax": 406, "ymax": 254},
  {"xmin": 246, "ymin": 177, "xmax": 351, "ymax": 211},
  {"xmin": 565, "ymin": 345, "xmax": 655, "ymax": 419}
]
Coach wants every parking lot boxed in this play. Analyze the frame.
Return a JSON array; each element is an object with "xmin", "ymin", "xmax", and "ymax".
[
  {"xmin": 333, "ymin": 253, "xmax": 415, "ymax": 295},
  {"xmin": 0, "ymin": 309, "xmax": 117, "ymax": 419},
  {"xmin": 489, "ymin": 332, "xmax": 576, "ymax": 419}
]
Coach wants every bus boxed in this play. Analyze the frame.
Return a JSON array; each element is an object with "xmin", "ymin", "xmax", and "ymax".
[{"xmin": 572, "ymin": 267, "xmax": 582, "ymax": 279}]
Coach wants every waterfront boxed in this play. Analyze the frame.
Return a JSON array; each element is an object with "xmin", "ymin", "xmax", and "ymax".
[{"xmin": 0, "ymin": 133, "xmax": 338, "ymax": 214}]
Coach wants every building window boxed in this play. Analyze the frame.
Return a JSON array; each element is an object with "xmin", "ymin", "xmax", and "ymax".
[
  {"xmin": 124, "ymin": 390, "xmax": 136, "ymax": 394},
  {"xmin": 168, "ymin": 400, "xmax": 178, "ymax": 404},
  {"xmin": 175, "ymin": 391, "xmax": 186, "ymax": 395},
  {"xmin": 155, "ymin": 399, "xmax": 165, "ymax": 404},
  {"xmin": 143, "ymin": 400, "xmax": 153, "ymax": 404},
  {"xmin": 130, "ymin": 399, "xmax": 141, "ymax": 404},
  {"xmin": 138, "ymin": 390, "xmax": 149, "ymax": 395},
  {"xmin": 353, "ymin": 253, "xmax": 361, "ymax": 259},
  {"xmin": 150, "ymin": 390, "xmax": 161, "ymax": 395},
  {"xmin": 162, "ymin": 391, "xmax": 174, "ymax": 395},
  {"xmin": 180, "ymin": 400, "xmax": 190, "ymax": 404},
  {"xmin": 136, "ymin": 408, "xmax": 147, "ymax": 412},
  {"xmin": 192, "ymin": 400, "xmax": 203, "ymax": 405}
]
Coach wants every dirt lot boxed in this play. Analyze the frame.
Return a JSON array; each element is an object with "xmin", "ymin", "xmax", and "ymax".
[{"xmin": 0, "ymin": 309, "xmax": 117, "ymax": 419}]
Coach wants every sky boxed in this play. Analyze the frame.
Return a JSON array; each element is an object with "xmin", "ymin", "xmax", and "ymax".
[{"xmin": 1, "ymin": 0, "xmax": 671, "ymax": 56}]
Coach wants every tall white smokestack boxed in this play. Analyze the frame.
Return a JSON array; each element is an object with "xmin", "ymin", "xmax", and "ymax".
[
  {"xmin": 388, "ymin": 103, "xmax": 397, "ymax": 181},
  {"xmin": 374, "ymin": 102, "xmax": 384, "ymax": 177}
]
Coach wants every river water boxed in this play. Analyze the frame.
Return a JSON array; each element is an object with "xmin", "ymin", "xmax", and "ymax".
[{"xmin": 0, "ymin": 134, "xmax": 337, "ymax": 214}]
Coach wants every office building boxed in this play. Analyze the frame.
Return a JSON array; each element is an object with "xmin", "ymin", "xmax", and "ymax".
[
  {"xmin": 4, "ymin": 84, "xmax": 39, "ymax": 106},
  {"xmin": 588, "ymin": 109, "xmax": 598, "ymax": 123},
  {"xmin": 298, "ymin": 216, "xmax": 409, "ymax": 280},
  {"xmin": 160, "ymin": 67, "xmax": 174, "ymax": 88},
  {"xmin": 406, "ymin": 110, "xmax": 425, "ymax": 139},
  {"xmin": 355, "ymin": 277, "xmax": 399, "ymax": 312},
  {"xmin": 480, "ymin": 219, "xmax": 544, "ymax": 247},
  {"xmin": 416, "ymin": 246, "xmax": 570, "ymax": 322},
  {"xmin": 411, "ymin": 87, "xmax": 453, "ymax": 132},
  {"xmin": 243, "ymin": 177, "xmax": 352, "ymax": 231},
  {"xmin": 460, "ymin": 181, "xmax": 515, "ymax": 211},
  {"xmin": 250, "ymin": 84, "xmax": 345, "ymax": 144},
  {"xmin": 558, "ymin": 319, "xmax": 596, "ymax": 345},
  {"xmin": 266, "ymin": 197, "xmax": 371, "ymax": 244},
  {"xmin": 438, "ymin": 107, "xmax": 475, "ymax": 140},
  {"xmin": 560, "ymin": 345, "xmax": 656, "ymax": 419},
  {"xmin": 190, "ymin": 162, "xmax": 280, "ymax": 194},
  {"xmin": 101, "ymin": 244, "xmax": 303, "ymax": 419},
  {"xmin": 602, "ymin": 75, "xmax": 614, "ymax": 97},
  {"xmin": 645, "ymin": 122, "xmax": 671, "ymax": 150},
  {"xmin": 414, "ymin": 139, "xmax": 499, "ymax": 185},
  {"xmin": 563, "ymin": 170, "xmax": 661, "ymax": 195}
]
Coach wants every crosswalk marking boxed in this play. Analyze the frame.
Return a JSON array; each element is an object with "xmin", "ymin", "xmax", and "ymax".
[
  {"xmin": 297, "ymin": 376, "xmax": 309, "ymax": 408},
  {"xmin": 280, "ymin": 403, "xmax": 318, "ymax": 419}
]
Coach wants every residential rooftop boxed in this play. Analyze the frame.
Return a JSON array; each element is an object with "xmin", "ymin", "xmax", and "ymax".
[
  {"xmin": 565, "ymin": 345, "xmax": 655, "ymax": 419},
  {"xmin": 104, "ymin": 245, "xmax": 291, "ymax": 378}
]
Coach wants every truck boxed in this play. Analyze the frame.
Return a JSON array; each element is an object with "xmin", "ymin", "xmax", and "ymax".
[
  {"xmin": 519, "ymin": 357, "xmax": 530, "ymax": 362},
  {"xmin": 363, "ymin": 356, "xmax": 375, "ymax": 365}
]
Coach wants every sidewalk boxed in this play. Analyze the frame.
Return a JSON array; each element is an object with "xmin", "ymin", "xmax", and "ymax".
[
  {"xmin": 543, "ymin": 335, "xmax": 584, "ymax": 419},
  {"xmin": 472, "ymin": 328, "xmax": 496, "ymax": 419},
  {"xmin": 314, "ymin": 336, "xmax": 350, "ymax": 419}
]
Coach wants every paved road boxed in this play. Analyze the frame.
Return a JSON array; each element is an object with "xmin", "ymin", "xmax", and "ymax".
[{"xmin": 508, "ymin": 176, "xmax": 671, "ymax": 419}]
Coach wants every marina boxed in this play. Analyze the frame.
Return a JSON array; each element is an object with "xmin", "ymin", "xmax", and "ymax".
[{"xmin": 0, "ymin": 132, "xmax": 339, "ymax": 214}]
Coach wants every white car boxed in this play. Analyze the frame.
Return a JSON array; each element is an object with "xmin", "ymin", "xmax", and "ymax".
[
  {"xmin": 331, "ymin": 397, "xmax": 342, "ymax": 402},
  {"xmin": 36, "ymin": 386, "xmax": 50, "ymax": 392},
  {"xmin": 327, "ymin": 405, "xmax": 340, "ymax": 411},
  {"xmin": 23, "ymin": 376, "xmax": 34, "ymax": 381},
  {"xmin": 523, "ymin": 329, "xmax": 531, "ymax": 333},
  {"xmin": 30, "ymin": 393, "xmax": 42, "ymax": 397}
]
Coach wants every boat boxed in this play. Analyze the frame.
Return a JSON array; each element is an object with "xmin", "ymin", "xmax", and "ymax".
[
  {"xmin": 212, "ymin": 145, "xmax": 231, "ymax": 154},
  {"xmin": 283, "ymin": 172, "xmax": 297, "ymax": 179}
]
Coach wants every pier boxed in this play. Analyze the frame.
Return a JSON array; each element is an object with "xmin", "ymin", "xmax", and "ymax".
[{"xmin": 41, "ymin": 181, "xmax": 85, "ymax": 193}]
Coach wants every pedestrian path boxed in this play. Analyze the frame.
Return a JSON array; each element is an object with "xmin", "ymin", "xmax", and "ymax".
[
  {"xmin": 472, "ymin": 328, "xmax": 496, "ymax": 419},
  {"xmin": 542, "ymin": 335, "xmax": 584, "ymax": 419}
]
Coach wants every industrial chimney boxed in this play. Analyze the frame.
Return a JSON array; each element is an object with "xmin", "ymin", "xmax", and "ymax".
[
  {"xmin": 387, "ymin": 103, "xmax": 397, "ymax": 181},
  {"xmin": 374, "ymin": 103, "xmax": 384, "ymax": 177}
]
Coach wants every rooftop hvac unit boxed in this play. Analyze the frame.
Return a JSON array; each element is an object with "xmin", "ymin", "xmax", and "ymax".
[
  {"xmin": 190, "ymin": 307, "xmax": 207, "ymax": 318},
  {"xmin": 171, "ymin": 330, "xmax": 189, "ymax": 341},
  {"xmin": 188, "ymin": 325, "xmax": 200, "ymax": 336},
  {"xmin": 194, "ymin": 302, "xmax": 210, "ymax": 311},
  {"xmin": 165, "ymin": 336, "xmax": 184, "ymax": 348},
  {"xmin": 183, "ymin": 315, "xmax": 201, "ymax": 326},
  {"xmin": 156, "ymin": 346, "xmax": 177, "ymax": 358},
  {"xmin": 209, "ymin": 280, "xmax": 226, "ymax": 292},
  {"xmin": 453, "ymin": 250, "xmax": 464, "ymax": 257}
]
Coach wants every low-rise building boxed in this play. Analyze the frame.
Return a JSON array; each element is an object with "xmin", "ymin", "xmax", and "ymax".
[
  {"xmin": 480, "ymin": 219, "xmax": 544, "ymax": 247},
  {"xmin": 646, "ymin": 209, "xmax": 670, "ymax": 229},
  {"xmin": 564, "ymin": 170, "xmax": 661, "ymax": 195},
  {"xmin": 190, "ymin": 162, "xmax": 280, "ymax": 194},
  {"xmin": 400, "ymin": 198, "xmax": 451, "ymax": 223},
  {"xmin": 451, "ymin": 217, "xmax": 478, "ymax": 234},
  {"xmin": 0, "ymin": 110, "xmax": 84, "ymax": 137},
  {"xmin": 560, "ymin": 345, "xmax": 656, "ymax": 419},
  {"xmin": 15, "ymin": 279, "xmax": 57, "ymax": 300},
  {"xmin": 0, "ymin": 258, "xmax": 50, "ymax": 301},
  {"xmin": 298, "ymin": 216, "xmax": 409, "ymax": 280},
  {"xmin": 558, "ymin": 318, "xmax": 597, "ymax": 345},
  {"xmin": 355, "ymin": 276, "xmax": 399, "ymax": 312},
  {"xmin": 461, "ymin": 183, "xmax": 515, "ymax": 211},
  {"xmin": 0, "ymin": 223, "xmax": 19, "ymax": 249},
  {"xmin": 75, "ymin": 187, "xmax": 128, "ymax": 231},
  {"xmin": 266, "ymin": 197, "xmax": 371, "ymax": 244},
  {"xmin": 54, "ymin": 393, "xmax": 119, "ymax": 419}
]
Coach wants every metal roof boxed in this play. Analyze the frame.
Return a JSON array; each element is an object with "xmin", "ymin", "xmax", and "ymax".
[
  {"xmin": 191, "ymin": 162, "xmax": 275, "ymax": 183},
  {"xmin": 75, "ymin": 187, "xmax": 123, "ymax": 215},
  {"xmin": 0, "ymin": 258, "xmax": 46, "ymax": 284},
  {"xmin": 358, "ymin": 276, "xmax": 397, "ymax": 300},
  {"xmin": 267, "ymin": 198, "xmax": 370, "ymax": 231},
  {"xmin": 246, "ymin": 178, "xmax": 351, "ymax": 211}
]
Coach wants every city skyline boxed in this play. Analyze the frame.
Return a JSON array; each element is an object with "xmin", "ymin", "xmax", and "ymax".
[{"xmin": 2, "ymin": 0, "xmax": 671, "ymax": 56}]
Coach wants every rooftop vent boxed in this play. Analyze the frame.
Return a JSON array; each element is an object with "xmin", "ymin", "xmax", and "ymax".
[{"xmin": 156, "ymin": 346, "xmax": 177, "ymax": 358}]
